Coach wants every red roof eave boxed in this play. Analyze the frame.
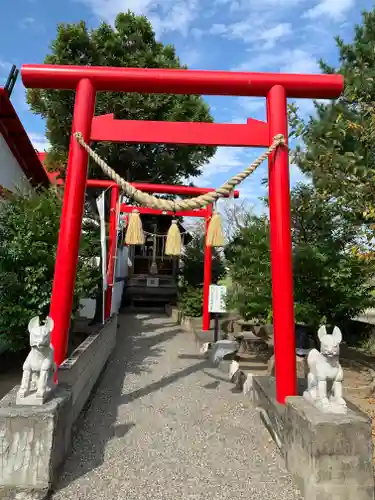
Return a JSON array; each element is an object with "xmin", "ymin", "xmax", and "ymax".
[
  {"xmin": 0, "ymin": 88, "xmax": 50, "ymax": 188},
  {"xmin": 37, "ymin": 151, "xmax": 63, "ymax": 185}
]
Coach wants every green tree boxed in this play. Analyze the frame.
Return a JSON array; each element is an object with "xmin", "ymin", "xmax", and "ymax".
[
  {"xmin": 27, "ymin": 12, "xmax": 215, "ymax": 185},
  {"xmin": 225, "ymin": 213, "xmax": 272, "ymax": 322},
  {"xmin": 180, "ymin": 230, "xmax": 225, "ymax": 289},
  {"xmin": 288, "ymin": 8, "xmax": 375, "ymax": 222},
  {"xmin": 291, "ymin": 184, "xmax": 375, "ymax": 328},
  {"xmin": 178, "ymin": 229, "xmax": 225, "ymax": 317},
  {"xmin": 224, "ymin": 186, "xmax": 375, "ymax": 327},
  {"xmin": 0, "ymin": 188, "xmax": 101, "ymax": 351}
]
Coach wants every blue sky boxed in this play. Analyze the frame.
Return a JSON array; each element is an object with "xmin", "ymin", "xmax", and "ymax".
[{"xmin": 0, "ymin": 0, "xmax": 372, "ymax": 211}]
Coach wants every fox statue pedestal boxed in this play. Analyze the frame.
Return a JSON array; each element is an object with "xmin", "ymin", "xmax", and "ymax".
[
  {"xmin": 253, "ymin": 324, "xmax": 374, "ymax": 500},
  {"xmin": 286, "ymin": 325, "xmax": 374, "ymax": 500}
]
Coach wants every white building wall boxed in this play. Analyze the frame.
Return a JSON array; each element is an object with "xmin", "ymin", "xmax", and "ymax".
[
  {"xmin": 110, "ymin": 242, "xmax": 129, "ymax": 315},
  {"xmin": 0, "ymin": 134, "xmax": 33, "ymax": 193}
]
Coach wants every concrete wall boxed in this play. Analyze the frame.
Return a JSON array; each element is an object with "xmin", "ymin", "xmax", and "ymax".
[
  {"xmin": 253, "ymin": 376, "xmax": 375, "ymax": 500},
  {"xmin": 0, "ymin": 134, "xmax": 32, "ymax": 194},
  {"xmin": 58, "ymin": 314, "xmax": 118, "ymax": 426},
  {"xmin": 285, "ymin": 396, "xmax": 374, "ymax": 500}
]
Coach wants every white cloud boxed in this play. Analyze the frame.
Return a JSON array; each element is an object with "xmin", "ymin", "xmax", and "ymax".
[
  {"xmin": 234, "ymin": 49, "xmax": 319, "ymax": 74},
  {"xmin": 258, "ymin": 23, "xmax": 292, "ymax": 49},
  {"xmin": 195, "ymin": 146, "xmax": 272, "ymax": 210},
  {"xmin": 29, "ymin": 132, "xmax": 50, "ymax": 152},
  {"xmin": 204, "ymin": 19, "xmax": 291, "ymax": 47},
  {"xmin": 303, "ymin": 0, "xmax": 355, "ymax": 21},
  {"xmin": 237, "ymin": 97, "xmax": 266, "ymax": 113},
  {"xmin": 19, "ymin": 16, "xmax": 44, "ymax": 32},
  {"xmin": 20, "ymin": 17, "xmax": 36, "ymax": 29},
  {"xmin": 290, "ymin": 97, "xmax": 331, "ymax": 121},
  {"xmin": 229, "ymin": 97, "xmax": 266, "ymax": 123},
  {"xmin": 196, "ymin": 147, "xmax": 246, "ymax": 186},
  {"xmin": 214, "ymin": 0, "xmax": 306, "ymax": 10},
  {"xmin": 209, "ymin": 23, "xmax": 227, "ymax": 36},
  {"xmin": 78, "ymin": 0, "xmax": 199, "ymax": 36},
  {"xmin": 156, "ymin": 1, "xmax": 198, "ymax": 36}
]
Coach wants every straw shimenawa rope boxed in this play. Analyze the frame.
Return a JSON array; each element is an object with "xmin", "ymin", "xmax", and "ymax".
[{"xmin": 74, "ymin": 132, "xmax": 286, "ymax": 211}]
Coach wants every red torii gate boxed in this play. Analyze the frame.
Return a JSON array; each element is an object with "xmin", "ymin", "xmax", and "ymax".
[
  {"xmin": 21, "ymin": 64, "xmax": 343, "ymax": 404},
  {"xmin": 85, "ymin": 178, "xmax": 239, "ymax": 329}
]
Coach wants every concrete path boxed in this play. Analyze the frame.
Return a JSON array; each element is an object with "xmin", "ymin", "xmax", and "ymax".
[{"xmin": 52, "ymin": 313, "xmax": 301, "ymax": 500}]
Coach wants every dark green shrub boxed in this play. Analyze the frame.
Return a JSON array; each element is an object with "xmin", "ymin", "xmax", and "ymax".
[
  {"xmin": 291, "ymin": 184, "xmax": 375, "ymax": 328},
  {"xmin": 225, "ymin": 214, "xmax": 272, "ymax": 322},
  {"xmin": 0, "ymin": 188, "xmax": 101, "ymax": 351},
  {"xmin": 180, "ymin": 231, "xmax": 225, "ymax": 288},
  {"xmin": 178, "ymin": 286, "xmax": 203, "ymax": 317},
  {"xmin": 225, "ymin": 185, "xmax": 375, "ymax": 328}
]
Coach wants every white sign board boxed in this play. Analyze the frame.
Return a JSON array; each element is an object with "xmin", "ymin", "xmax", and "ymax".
[
  {"xmin": 208, "ymin": 285, "xmax": 227, "ymax": 313},
  {"xmin": 147, "ymin": 277, "xmax": 159, "ymax": 288}
]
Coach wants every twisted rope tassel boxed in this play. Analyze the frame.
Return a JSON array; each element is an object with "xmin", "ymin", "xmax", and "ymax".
[
  {"xmin": 74, "ymin": 132, "xmax": 286, "ymax": 212},
  {"xmin": 75, "ymin": 132, "xmax": 285, "ymax": 249}
]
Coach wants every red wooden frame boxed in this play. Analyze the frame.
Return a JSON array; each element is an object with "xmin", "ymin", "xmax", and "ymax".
[
  {"xmin": 121, "ymin": 203, "xmax": 212, "ymax": 331},
  {"xmin": 120, "ymin": 205, "xmax": 208, "ymax": 218},
  {"xmin": 61, "ymin": 177, "xmax": 239, "ymax": 326},
  {"xmin": 91, "ymin": 114, "xmax": 269, "ymax": 147},
  {"xmin": 21, "ymin": 63, "xmax": 343, "ymax": 404},
  {"xmin": 87, "ymin": 179, "xmax": 240, "ymax": 198}
]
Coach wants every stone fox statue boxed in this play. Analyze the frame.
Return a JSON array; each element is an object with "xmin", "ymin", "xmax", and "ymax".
[
  {"xmin": 17, "ymin": 316, "xmax": 56, "ymax": 403},
  {"xmin": 304, "ymin": 325, "xmax": 346, "ymax": 413}
]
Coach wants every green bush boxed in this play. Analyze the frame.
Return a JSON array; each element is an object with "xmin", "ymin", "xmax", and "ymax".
[
  {"xmin": 225, "ymin": 214, "xmax": 272, "ymax": 322},
  {"xmin": 225, "ymin": 185, "xmax": 375, "ymax": 328},
  {"xmin": 177, "ymin": 230, "xmax": 225, "ymax": 318},
  {"xmin": 178, "ymin": 286, "xmax": 203, "ymax": 317},
  {"xmin": 0, "ymin": 188, "xmax": 101, "ymax": 351},
  {"xmin": 179, "ymin": 231, "xmax": 225, "ymax": 288},
  {"xmin": 291, "ymin": 184, "xmax": 375, "ymax": 329}
]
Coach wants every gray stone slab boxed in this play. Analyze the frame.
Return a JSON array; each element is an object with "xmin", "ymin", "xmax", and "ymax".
[
  {"xmin": 253, "ymin": 376, "xmax": 286, "ymax": 450},
  {"xmin": 254, "ymin": 376, "xmax": 375, "ymax": 499},
  {"xmin": 0, "ymin": 386, "xmax": 72, "ymax": 499},
  {"xmin": 209, "ymin": 339, "xmax": 239, "ymax": 365},
  {"xmin": 284, "ymin": 396, "xmax": 374, "ymax": 500}
]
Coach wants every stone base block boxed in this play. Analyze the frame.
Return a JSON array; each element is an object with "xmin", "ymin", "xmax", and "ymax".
[
  {"xmin": 209, "ymin": 340, "xmax": 239, "ymax": 365},
  {"xmin": 0, "ymin": 386, "xmax": 72, "ymax": 499},
  {"xmin": 15, "ymin": 386, "xmax": 54, "ymax": 407},
  {"xmin": 0, "ymin": 314, "xmax": 118, "ymax": 499},
  {"xmin": 253, "ymin": 376, "xmax": 374, "ymax": 500},
  {"xmin": 164, "ymin": 304, "xmax": 182, "ymax": 324},
  {"xmin": 285, "ymin": 396, "xmax": 374, "ymax": 500},
  {"xmin": 267, "ymin": 354, "xmax": 309, "ymax": 379},
  {"xmin": 253, "ymin": 376, "xmax": 286, "ymax": 450}
]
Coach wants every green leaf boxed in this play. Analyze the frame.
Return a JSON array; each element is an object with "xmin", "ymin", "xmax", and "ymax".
[
  {"xmin": 0, "ymin": 188, "xmax": 101, "ymax": 351},
  {"xmin": 27, "ymin": 12, "xmax": 216, "ymax": 185}
]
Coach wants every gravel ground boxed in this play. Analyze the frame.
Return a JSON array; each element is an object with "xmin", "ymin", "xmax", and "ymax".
[{"xmin": 51, "ymin": 313, "xmax": 301, "ymax": 500}]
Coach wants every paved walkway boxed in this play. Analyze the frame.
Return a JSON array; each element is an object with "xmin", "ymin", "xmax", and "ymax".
[{"xmin": 52, "ymin": 313, "xmax": 301, "ymax": 500}]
